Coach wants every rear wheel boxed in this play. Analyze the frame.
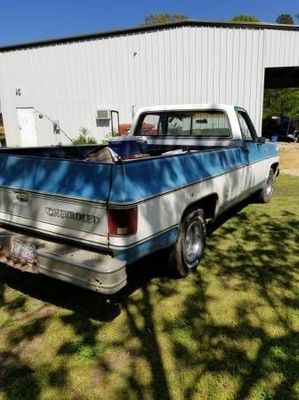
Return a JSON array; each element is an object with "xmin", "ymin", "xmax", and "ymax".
[
  {"xmin": 169, "ymin": 208, "xmax": 206, "ymax": 278},
  {"xmin": 257, "ymin": 168, "xmax": 275, "ymax": 203}
]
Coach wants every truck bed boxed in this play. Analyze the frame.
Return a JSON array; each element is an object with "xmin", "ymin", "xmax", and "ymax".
[
  {"xmin": 0, "ymin": 138, "xmax": 277, "ymax": 255},
  {"xmin": 0, "ymin": 144, "xmax": 242, "ymax": 248},
  {"xmin": 0, "ymin": 141, "xmax": 247, "ymax": 250}
]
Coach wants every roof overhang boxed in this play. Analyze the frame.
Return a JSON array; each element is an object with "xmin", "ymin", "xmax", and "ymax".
[{"xmin": 1, "ymin": 19, "xmax": 299, "ymax": 52}]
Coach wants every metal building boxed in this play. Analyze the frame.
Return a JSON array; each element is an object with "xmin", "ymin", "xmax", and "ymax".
[{"xmin": 0, "ymin": 20, "xmax": 298, "ymax": 146}]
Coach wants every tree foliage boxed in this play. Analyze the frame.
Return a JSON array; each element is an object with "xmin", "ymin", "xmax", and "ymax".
[
  {"xmin": 275, "ymin": 14, "xmax": 294, "ymax": 25},
  {"xmin": 144, "ymin": 13, "xmax": 188, "ymax": 26},
  {"xmin": 231, "ymin": 14, "xmax": 260, "ymax": 22},
  {"xmin": 263, "ymin": 88, "xmax": 299, "ymax": 119}
]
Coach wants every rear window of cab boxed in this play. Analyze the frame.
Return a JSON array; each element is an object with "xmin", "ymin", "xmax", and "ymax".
[{"xmin": 136, "ymin": 110, "xmax": 232, "ymax": 138}]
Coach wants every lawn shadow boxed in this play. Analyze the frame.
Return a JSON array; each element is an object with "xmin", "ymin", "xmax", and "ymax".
[
  {"xmin": 0, "ymin": 196, "xmax": 298, "ymax": 399},
  {"xmin": 0, "ymin": 351, "xmax": 40, "ymax": 400},
  {"xmin": 162, "ymin": 203, "xmax": 299, "ymax": 399},
  {"xmin": 0, "ymin": 246, "xmax": 169, "ymax": 323}
]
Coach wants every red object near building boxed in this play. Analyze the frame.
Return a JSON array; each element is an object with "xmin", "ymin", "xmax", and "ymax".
[{"xmin": 119, "ymin": 124, "xmax": 131, "ymax": 136}]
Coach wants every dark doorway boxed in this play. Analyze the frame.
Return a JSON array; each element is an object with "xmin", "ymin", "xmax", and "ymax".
[
  {"xmin": 264, "ymin": 67, "xmax": 299, "ymax": 89},
  {"xmin": 263, "ymin": 67, "xmax": 299, "ymax": 142}
]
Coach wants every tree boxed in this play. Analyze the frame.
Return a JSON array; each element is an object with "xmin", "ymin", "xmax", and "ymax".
[
  {"xmin": 144, "ymin": 13, "xmax": 188, "ymax": 26},
  {"xmin": 275, "ymin": 14, "xmax": 294, "ymax": 24},
  {"xmin": 263, "ymin": 88, "xmax": 299, "ymax": 119},
  {"xmin": 231, "ymin": 14, "xmax": 260, "ymax": 22}
]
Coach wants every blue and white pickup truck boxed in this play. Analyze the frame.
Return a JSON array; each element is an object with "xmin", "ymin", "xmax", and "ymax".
[{"xmin": 0, "ymin": 105, "xmax": 279, "ymax": 294}]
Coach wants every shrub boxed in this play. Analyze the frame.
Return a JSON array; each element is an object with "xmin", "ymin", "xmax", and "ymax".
[{"xmin": 73, "ymin": 128, "xmax": 97, "ymax": 145}]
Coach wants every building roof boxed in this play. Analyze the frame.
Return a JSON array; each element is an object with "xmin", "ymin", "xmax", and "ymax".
[{"xmin": 1, "ymin": 19, "xmax": 299, "ymax": 52}]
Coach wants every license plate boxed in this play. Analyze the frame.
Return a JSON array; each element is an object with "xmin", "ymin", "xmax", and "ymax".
[{"xmin": 11, "ymin": 239, "xmax": 36, "ymax": 263}]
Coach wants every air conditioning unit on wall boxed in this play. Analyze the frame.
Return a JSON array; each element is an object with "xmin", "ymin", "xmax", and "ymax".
[{"xmin": 96, "ymin": 109, "xmax": 111, "ymax": 120}]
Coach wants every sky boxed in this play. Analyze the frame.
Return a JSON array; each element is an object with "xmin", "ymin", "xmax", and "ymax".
[{"xmin": 0, "ymin": 0, "xmax": 298, "ymax": 46}]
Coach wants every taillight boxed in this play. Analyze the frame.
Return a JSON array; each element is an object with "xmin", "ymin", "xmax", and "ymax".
[{"xmin": 108, "ymin": 207, "xmax": 138, "ymax": 236}]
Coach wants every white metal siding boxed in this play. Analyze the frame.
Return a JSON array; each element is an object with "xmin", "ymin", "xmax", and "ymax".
[{"xmin": 0, "ymin": 25, "xmax": 299, "ymax": 146}]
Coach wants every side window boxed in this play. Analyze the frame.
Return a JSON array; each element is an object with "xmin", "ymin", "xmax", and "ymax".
[
  {"xmin": 139, "ymin": 114, "xmax": 161, "ymax": 135},
  {"xmin": 237, "ymin": 112, "xmax": 256, "ymax": 141}
]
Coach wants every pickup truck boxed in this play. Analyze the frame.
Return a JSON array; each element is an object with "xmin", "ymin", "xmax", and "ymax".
[{"xmin": 0, "ymin": 105, "xmax": 279, "ymax": 294}]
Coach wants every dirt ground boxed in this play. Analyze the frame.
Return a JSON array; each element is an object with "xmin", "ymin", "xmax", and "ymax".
[{"xmin": 278, "ymin": 143, "xmax": 299, "ymax": 176}]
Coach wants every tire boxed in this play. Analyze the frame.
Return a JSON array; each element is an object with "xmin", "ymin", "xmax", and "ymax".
[
  {"xmin": 169, "ymin": 208, "xmax": 206, "ymax": 278},
  {"xmin": 257, "ymin": 168, "xmax": 275, "ymax": 203}
]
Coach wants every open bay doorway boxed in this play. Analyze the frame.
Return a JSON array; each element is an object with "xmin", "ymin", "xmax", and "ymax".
[
  {"xmin": 262, "ymin": 67, "xmax": 299, "ymax": 142},
  {"xmin": 17, "ymin": 107, "xmax": 38, "ymax": 147}
]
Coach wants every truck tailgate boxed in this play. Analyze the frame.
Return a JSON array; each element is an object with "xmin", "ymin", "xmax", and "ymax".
[{"xmin": 0, "ymin": 154, "xmax": 112, "ymax": 247}]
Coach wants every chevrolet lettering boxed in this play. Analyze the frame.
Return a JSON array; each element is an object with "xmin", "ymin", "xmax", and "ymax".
[{"xmin": 45, "ymin": 207, "xmax": 100, "ymax": 224}]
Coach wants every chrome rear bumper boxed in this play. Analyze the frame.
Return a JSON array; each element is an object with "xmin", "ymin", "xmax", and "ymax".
[{"xmin": 0, "ymin": 230, "xmax": 127, "ymax": 294}]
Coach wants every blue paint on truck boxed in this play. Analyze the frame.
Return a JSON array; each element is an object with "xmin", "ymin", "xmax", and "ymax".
[{"xmin": 0, "ymin": 143, "xmax": 277, "ymax": 204}]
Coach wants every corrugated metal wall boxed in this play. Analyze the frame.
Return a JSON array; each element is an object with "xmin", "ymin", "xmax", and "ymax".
[{"xmin": 0, "ymin": 25, "xmax": 299, "ymax": 146}]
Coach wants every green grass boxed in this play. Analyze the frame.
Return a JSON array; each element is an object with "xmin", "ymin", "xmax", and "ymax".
[{"xmin": 0, "ymin": 175, "xmax": 298, "ymax": 400}]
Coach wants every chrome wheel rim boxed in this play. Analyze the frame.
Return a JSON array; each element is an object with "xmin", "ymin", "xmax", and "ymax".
[
  {"xmin": 265, "ymin": 173, "xmax": 274, "ymax": 197},
  {"xmin": 184, "ymin": 220, "xmax": 203, "ymax": 267}
]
